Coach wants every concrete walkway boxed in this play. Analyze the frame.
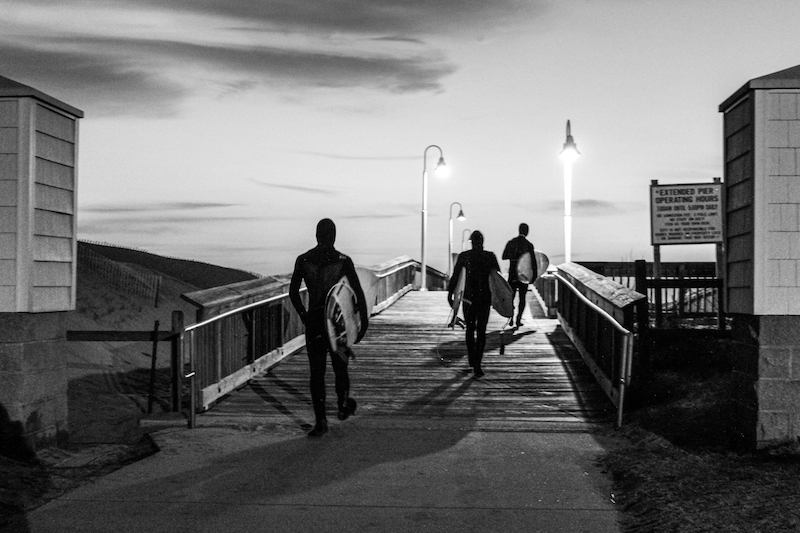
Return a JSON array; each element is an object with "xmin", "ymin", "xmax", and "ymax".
[
  {"xmin": 25, "ymin": 292, "xmax": 622, "ymax": 532},
  {"xmin": 26, "ymin": 423, "xmax": 620, "ymax": 532}
]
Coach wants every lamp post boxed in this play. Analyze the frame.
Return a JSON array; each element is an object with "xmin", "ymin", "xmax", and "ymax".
[
  {"xmin": 447, "ymin": 202, "xmax": 466, "ymax": 279},
  {"xmin": 420, "ymin": 145, "xmax": 448, "ymax": 291},
  {"xmin": 559, "ymin": 120, "xmax": 580, "ymax": 263},
  {"xmin": 461, "ymin": 228, "xmax": 472, "ymax": 251}
]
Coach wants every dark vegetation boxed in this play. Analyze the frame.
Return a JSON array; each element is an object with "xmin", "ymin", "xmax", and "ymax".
[{"xmin": 601, "ymin": 329, "xmax": 800, "ymax": 532}]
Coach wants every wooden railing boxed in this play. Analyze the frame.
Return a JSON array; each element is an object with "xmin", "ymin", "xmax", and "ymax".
[
  {"xmin": 178, "ymin": 256, "xmax": 431, "ymax": 427},
  {"xmin": 554, "ymin": 262, "xmax": 646, "ymax": 428},
  {"xmin": 533, "ymin": 271, "xmax": 557, "ymax": 318},
  {"xmin": 579, "ymin": 261, "xmax": 724, "ymax": 328},
  {"xmin": 66, "ymin": 318, "xmax": 182, "ymax": 415}
]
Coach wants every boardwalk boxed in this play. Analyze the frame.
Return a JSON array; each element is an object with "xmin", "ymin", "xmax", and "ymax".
[
  {"xmin": 28, "ymin": 291, "xmax": 622, "ymax": 532},
  {"xmin": 200, "ymin": 291, "xmax": 614, "ymax": 432}
]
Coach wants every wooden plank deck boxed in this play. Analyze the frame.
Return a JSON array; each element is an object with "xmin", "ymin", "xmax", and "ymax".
[{"xmin": 198, "ymin": 291, "xmax": 614, "ymax": 433}]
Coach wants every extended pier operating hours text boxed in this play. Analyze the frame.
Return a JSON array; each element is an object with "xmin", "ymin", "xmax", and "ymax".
[{"xmin": 650, "ymin": 183, "xmax": 723, "ymax": 245}]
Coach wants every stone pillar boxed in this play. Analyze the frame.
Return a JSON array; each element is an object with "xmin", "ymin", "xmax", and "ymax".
[
  {"xmin": 0, "ymin": 75, "xmax": 82, "ymax": 454},
  {"xmin": 0, "ymin": 313, "xmax": 68, "ymax": 456},
  {"xmin": 720, "ymin": 65, "xmax": 800, "ymax": 448}
]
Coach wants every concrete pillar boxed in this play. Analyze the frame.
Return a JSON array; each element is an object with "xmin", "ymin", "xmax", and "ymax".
[
  {"xmin": 0, "ymin": 312, "xmax": 68, "ymax": 455},
  {"xmin": 720, "ymin": 65, "xmax": 800, "ymax": 448},
  {"xmin": 0, "ymin": 75, "xmax": 82, "ymax": 454}
]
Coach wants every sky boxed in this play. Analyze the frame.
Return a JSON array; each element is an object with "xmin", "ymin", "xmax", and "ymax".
[{"xmin": 3, "ymin": 0, "xmax": 800, "ymax": 276}]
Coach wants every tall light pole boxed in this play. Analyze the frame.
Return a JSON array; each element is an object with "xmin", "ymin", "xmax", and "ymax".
[
  {"xmin": 447, "ymin": 202, "xmax": 466, "ymax": 279},
  {"xmin": 560, "ymin": 120, "xmax": 580, "ymax": 263},
  {"xmin": 461, "ymin": 228, "xmax": 472, "ymax": 251},
  {"xmin": 420, "ymin": 145, "xmax": 449, "ymax": 291}
]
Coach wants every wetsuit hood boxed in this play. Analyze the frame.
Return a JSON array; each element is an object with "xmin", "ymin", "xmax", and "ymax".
[
  {"xmin": 316, "ymin": 218, "xmax": 336, "ymax": 247},
  {"xmin": 470, "ymin": 230, "xmax": 484, "ymax": 250}
]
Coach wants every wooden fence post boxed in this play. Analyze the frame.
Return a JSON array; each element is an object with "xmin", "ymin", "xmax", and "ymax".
[
  {"xmin": 171, "ymin": 310, "xmax": 184, "ymax": 412},
  {"xmin": 634, "ymin": 259, "xmax": 650, "ymax": 372},
  {"xmin": 678, "ymin": 263, "xmax": 686, "ymax": 316},
  {"xmin": 147, "ymin": 320, "xmax": 159, "ymax": 414}
]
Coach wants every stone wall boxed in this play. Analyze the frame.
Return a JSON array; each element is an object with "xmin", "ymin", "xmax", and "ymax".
[
  {"xmin": 731, "ymin": 314, "xmax": 800, "ymax": 448},
  {"xmin": 0, "ymin": 312, "xmax": 68, "ymax": 457}
]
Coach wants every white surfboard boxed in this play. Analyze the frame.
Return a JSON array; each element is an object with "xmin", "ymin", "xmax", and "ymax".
[
  {"xmin": 516, "ymin": 251, "xmax": 535, "ymax": 284},
  {"xmin": 325, "ymin": 276, "xmax": 361, "ymax": 362},
  {"xmin": 534, "ymin": 250, "xmax": 550, "ymax": 278},
  {"xmin": 489, "ymin": 270, "xmax": 514, "ymax": 318},
  {"xmin": 449, "ymin": 266, "xmax": 467, "ymax": 327}
]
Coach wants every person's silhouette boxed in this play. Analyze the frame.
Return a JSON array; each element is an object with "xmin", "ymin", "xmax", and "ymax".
[
  {"xmin": 448, "ymin": 231, "xmax": 500, "ymax": 377},
  {"xmin": 502, "ymin": 223, "xmax": 536, "ymax": 327},
  {"xmin": 289, "ymin": 219, "xmax": 368, "ymax": 436}
]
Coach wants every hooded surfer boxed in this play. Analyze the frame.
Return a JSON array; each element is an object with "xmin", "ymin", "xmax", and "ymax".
[{"xmin": 289, "ymin": 219, "xmax": 368, "ymax": 437}]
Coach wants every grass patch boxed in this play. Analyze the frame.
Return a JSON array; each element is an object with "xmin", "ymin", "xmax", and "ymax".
[{"xmin": 601, "ymin": 332, "xmax": 800, "ymax": 532}]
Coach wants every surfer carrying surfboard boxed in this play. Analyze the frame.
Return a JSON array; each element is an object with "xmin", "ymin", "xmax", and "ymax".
[
  {"xmin": 447, "ymin": 230, "xmax": 500, "ymax": 378},
  {"xmin": 289, "ymin": 219, "xmax": 369, "ymax": 437},
  {"xmin": 502, "ymin": 223, "xmax": 536, "ymax": 328}
]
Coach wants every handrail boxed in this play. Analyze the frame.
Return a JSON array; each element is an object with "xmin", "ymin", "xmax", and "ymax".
[
  {"xmin": 554, "ymin": 273, "xmax": 633, "ymax": 337},
  {"xmin": 185, "ymin": 288, "xmax": 306, "ymax": 333},
  {"xmin": 554, "ymin": 272, "xmax": 634, "ymax": 429},
  {"xmin": 376, "ymin": 262, "xmax": 415, "ymax": 279},
  {"xmin": 179, "ymin": 256, "xmax": 419, "ymax": 427}
]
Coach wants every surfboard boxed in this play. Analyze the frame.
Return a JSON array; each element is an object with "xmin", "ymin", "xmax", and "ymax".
[
  {"xmin": 534, "ymin": 250, "xmax": 550, "ymax": 278},
  {"xmin": 325, "ymin": 276, "xmax": 361, "ymax": 362},
  {"xmin": 449, "ymin": 266, "xmax": 467, "ymax": 328},
  {"xmin": 516, "ymin": 251, "xmax": 535, "ymax": 284},
  {"xmin": 489, "ymin": 270, "xmax": 514, "ymax": 318}
]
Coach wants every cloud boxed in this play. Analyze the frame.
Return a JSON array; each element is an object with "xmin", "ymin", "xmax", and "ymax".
[
  {"xmin": 81, "ymin": 201, "xmax": 240, "ymax": 213},
  {"xmin": 291, "ymin": 150, "xmax": 419, "ymax": 161},
  {"xmin": 94, "ymin": 0, "xmax": 542, "ymax": 36},
  {"xmin": 339, "ymin": 213, "xmax": 409, "ymax": 219},
  {"xmin": 249, "ymin": 179, "xmax": 339, "ymax": 196},
  {"xmin": 369, "ymin": 36, "xmax": 426, "ymax": 45},
  {"xmin": 0, "ymin": 36, "xmax": 455, "ymax": 116},
  {"xmin": 79, "ymin": 218, "xmax": 240, "ymax": 237},
  {"xmin": 1, "ymin": 0, "xmax": 543, "ymax": 116},
  {"xmin": 541, "ymin": 199, "xmax": 647, "ymax": 216},
  {"xmin": 337, "ymin": 203, "xmax": 417, "ymax": 219},
  {"xmin": 0, "ymin": 41, "xmax": 188, "ymax": 117}
]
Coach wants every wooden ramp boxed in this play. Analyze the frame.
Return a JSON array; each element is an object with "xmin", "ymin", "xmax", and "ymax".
[{"xmin": 198, "ymin": 291, "xmax": 614, "ymax": 433}]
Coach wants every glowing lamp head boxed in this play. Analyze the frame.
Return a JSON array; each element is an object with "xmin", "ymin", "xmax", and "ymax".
[
  {"xmin": 457, "ymin": 208, "xmax": 465, "ymax": 221},
  {"xmin": 559, "ymin": 120, "xmax": 580, "ymax": 162},
  {"xmin": 434, "ymin": 156, "xmax": 450, "ymax": 177}
]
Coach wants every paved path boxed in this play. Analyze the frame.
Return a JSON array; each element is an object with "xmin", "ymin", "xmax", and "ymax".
[{"xmin": 26, "ymin": 292, "xmax": 622, "ymax": 532}]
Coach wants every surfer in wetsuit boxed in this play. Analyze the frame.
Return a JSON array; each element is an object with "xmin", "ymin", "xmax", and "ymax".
[
  {"xmin": 448, "ymin": 230, "xmax": 500, "ymax": 378},
  {"xmin": 289, "ymin": 218, "xmax": 369, "ymax": 437},
  {"xmin": 502, "ymin": 223, "xmax": 536, "ymax": 328}
]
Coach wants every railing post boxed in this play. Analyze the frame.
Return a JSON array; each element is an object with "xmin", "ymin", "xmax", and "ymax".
[
  {"xmin": 147, "ymin": 320, "xmax": 159, "ymax": 414},
  {"xmin": 187, "ymin": 330, "xmax": 196, "ymax": 429},
  {"xmin": 214, "ymin": 321, "xmax": 223, "ymax": 384},
  {"xmin": 717, "ymin": 278, "xmax": 726, "ymax": 331},
  {"xmin": 677, "ymin": 264, "xmax": 685, "ymax": 316},
  {"xmin": 170, "ymin": 310, "xmax": 184, "ymax": 413},
  {"xmin": 634, "ymin": 259, "xmax": 650, "ymax": 375}
]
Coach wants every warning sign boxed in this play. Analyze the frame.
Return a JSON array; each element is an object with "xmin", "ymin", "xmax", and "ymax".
[{"xmin": 650, "ymin": 182, "xmax": 723, "ymax": 245}]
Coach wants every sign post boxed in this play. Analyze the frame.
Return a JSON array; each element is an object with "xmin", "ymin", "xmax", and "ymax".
[{"xmin": 649, "ymin": 179, "xmax": 724, "ymax": 325}]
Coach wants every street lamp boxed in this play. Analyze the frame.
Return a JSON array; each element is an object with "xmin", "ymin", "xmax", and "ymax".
[
  {"xmin": 420, "ymin": 145, "xmax": 448, "ymax": 291},
  {"xmin": 447, "ymin": 202, "xmax": 466, "ymax": 279},
  {"xmin": 461, "ymin": 228, "xmax": 472, "ymax": 251},
  {"xmin": 559, "ymin": 120, "xmax": 580, "ymax": 263}
]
